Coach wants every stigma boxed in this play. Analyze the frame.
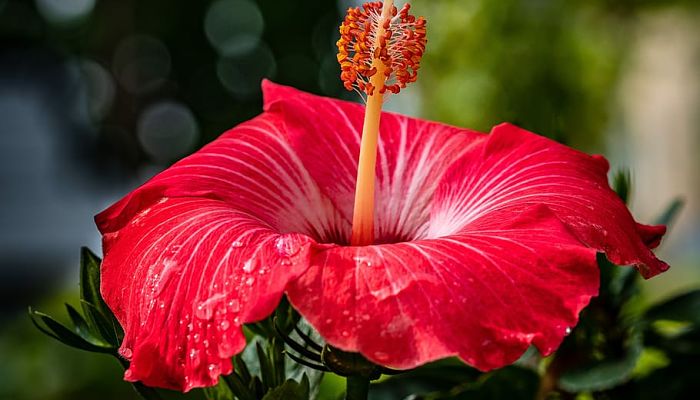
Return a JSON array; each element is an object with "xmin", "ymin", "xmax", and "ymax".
[{"xmin": 337, "ymin": 1, "xmax": 427, "ymax": 97}]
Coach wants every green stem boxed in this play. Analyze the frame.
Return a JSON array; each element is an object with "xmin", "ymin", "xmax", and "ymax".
[{"xmin": 345, "ymin": 375, "xmax": 371, "ymax": 400}]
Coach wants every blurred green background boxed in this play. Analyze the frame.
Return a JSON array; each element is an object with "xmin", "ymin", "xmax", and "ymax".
[{"xmin": 1, "ymin": 0, "xmax": 698, "ymax": 399}]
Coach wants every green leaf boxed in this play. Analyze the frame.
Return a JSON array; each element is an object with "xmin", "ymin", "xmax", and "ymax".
[
  {"xmin": 28, "ymin": 308, "xmax": 113, "ymax": 353},
  {"xmin": 559, "ymin": 332, "xmax": 643, "ymax": 392},
  {"xmin": 203, "ymin": 378, "xmax": 235, "ymax": 400},
  {"xmin": 654, "ymin": 198, "xmax": 684, "ymax": 227},
  {"xmin": 80, "ymin": 247, "xmax": 104, "ymax": 307},
  {"xmin": 223, "ymin": 373, "xmax": 256, "ymax": 400},
  {"xmin": 80, "ymin": 299, "xmax": 121, "ymax": 346},
  {"xmin": 644, "ymin": 289, "xmax": 700, "ymax": 325},
  {"xmin": 257, "ymin": 341, "xmax": 275, "ymax": 392},
  {"xmin": 369, "ymin": 358, "xmax": 481, "ymax": 399},
  {"xmin": 613, "ymin": 169, "xmax": 632, "ymax": 204},
  {"xmin": 64, "ymin": 303, "xmax": 111, "ymax": 347},
  {"xmin": 422, "ymin": 366, "xmax": 538, "ymax": 400},
  {"xmin": 261, "ymin": 375, "xmax": 310, "ymax": 400}
]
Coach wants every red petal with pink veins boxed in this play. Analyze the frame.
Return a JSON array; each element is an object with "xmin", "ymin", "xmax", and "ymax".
[
  {"xmin": 430, "ymin": 123, "xmax": 668, "ymax": 278},
  {"xmin": 100, "ymin": 197, "xmax": 316, "ymax": 391},
  {"xmin": 287, "ymin": 205, "xmax": 599, "ymax": 370},
  {"xmin": 96, "ymin": 109, "xmax": 340, "ymax": 391},
  {"xmin": 263, "ymin": 81, "xmax": 486, "ymax": 243}
]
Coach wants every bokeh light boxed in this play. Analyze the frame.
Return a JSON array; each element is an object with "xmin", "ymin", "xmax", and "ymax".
[
  {"xmin": 34, "ymin": 0, "xmax": 95, "ymax": 25},
  {"xmin": 204, "ymin": 0, "xmax": 264, "ymax": 57},
  {"xmin": 112, "ymin": 35, "xmax": 171, "ymax": 95},
  {"xmin": 74, "ymin": 59, "xmax": 116, "ymax": 122},
  {"xmin": 217, "ymin": 43, "xmax": 277, "ymax": 99},
  {"xmin": 137, "ymin": 101, "xmax": 200, "ymax": 163}
]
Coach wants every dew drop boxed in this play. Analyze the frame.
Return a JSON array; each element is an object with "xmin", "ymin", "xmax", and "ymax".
[
  {"xmin": 195, "ymin": 293, "xmax": 226, "ymax": 320},
  {"xmin": 219, "ymin": 320, "xmax": 230, "ymax": 331},
  {"xmin": 233, "ymin": 316, "xmax": 240, "ymax": 324},
  {"xmin": 341, "ymin": 330, "xmax": 349, "ymax": 337},
  {"xmin": 325, "ymin": 318, "xmax": 333, "ymax": 324},
  {"xmin": 362, "ymin": 314, "xmax": 371, "ymax": 321},
  {"xmin": 218, "ymin": 341, "xmax": 232, "ymax": 357},
  {"xmin": 124, "ymin": 369, "xmax": 134, "ymax": 380},
  {"xmin": 242, "ymin": 259, "xmax": 254, "ymax": 272},
  {"xmin": 231, "ymin": 240, "xmax": 245, "ymax": 248},
  {"xmin": 565, "ymin": 327, "xmax": 572, "ymax": 335},
  {"xmin": 227, "ymin": 299, "xmax": 240, "ymax": 312},
  {"xmin": 193, "ymin": 333, "xmax": 201, "ymax": 342},
  {"xmin": 342, "ymin": 310, "xmax": 350, "ymax": 317},
  {"xmin": 189, "ymin": 349, "xmax": 200, "ymax": 365},
  {"xmin": 207, "ymin": 363, "xmax": 221, "ymax": 379},
  {"xmin": 203, "ymin": 339, "xmax": 210, "ymax": 348},
  {"xmin": 275, "ymin": 236, "xmax": 299, "ymax": 257},
  {"xmin": 245, "ymin": 277, "xmax": 255, "ymax": 286},
  {"xmin": 353, "ymin": 256, "xmax": 372, "ymax": 267},
  {"xmin": 196, "ymin": 303, "xmax": 214, "ymax": 320}
]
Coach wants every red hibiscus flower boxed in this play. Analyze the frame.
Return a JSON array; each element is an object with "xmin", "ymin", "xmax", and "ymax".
[{"xmin": 95, "ymin": 80, "xmax": 668, "ymax": 391}]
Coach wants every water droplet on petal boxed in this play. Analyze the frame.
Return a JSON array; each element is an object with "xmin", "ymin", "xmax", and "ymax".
[
  {"xmin": 227, "ymin": 299, "xmax": 240, "ymax": 312},
  {"xmin": 275, "ymin": 236, "xmax": 300, "ymax": 257},
  {"xmin": 373, "ymin": 351, "xmax": 388, "ymax": 361},
  {"xmin": 341, "ymin": 330, "xmax": 349, "ymax": 337},
  {"xmin": 325, "ymin": 318, "xmax": 333, "ymax": 324},
  {"xmin": 195, "ymin": 293, "xmax": 226, "ymax": 320},
  {"xmin": 362, "ymin": 314, "xmax": 371, "ymax": 321},
  {"xmin": 219, "ymin": 320, "xmax": 230, "ymax": 331},
  {"xmin": 242, "ymin": 259, "xmax": 254, "ymax": 272},
  {"xmin": 189, "ymin": 349, "xmax": 201, "ymax": 365},
  {"xmin": 124, "ymin": 369, "xmax": 134, "ymax": 380},
  {"xmin": 218, "ymin": 341, "xmax": 232, "ymax": 357},
  {"xmin": 196, "ymin": 303, "xmax": 214, "ymax": 320},
  {"xmin": 207, "ymin": 363, "xmax": 221, "ymax": 379},
  {"xmin": 565, "ymin": 327, "xmax": 572, "ymax": 335},
  {"xmin": 342, "ymin": 310, "xmax": 350, "ymax": 316},
  {"xmin": 245, "ymin": 277, "xmax": 255, "ymax": 286},
  {"xmin": 231, "ymin": 240, "xmax": 245, "ymax": 248}
]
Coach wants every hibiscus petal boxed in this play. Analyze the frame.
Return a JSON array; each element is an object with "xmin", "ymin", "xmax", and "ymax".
[
  {"xmin": 287, "ymin": 205, "xmax": 599, "ymax": 371},
  {"xmin": 99, "ymin": 197, "xmax": 315, "ymax": 391},
  {"xmin": 96, "ymin": 111, "xmax": 346, "ymax": 244},
  {"xmin": 430, "ymin": 123, "xmax": 669, "ymax": 278},
  {"xmin": 95, "ymin": 108, "xmax": 343, "ymax": 390},
  {"xmin": 263, "ymin": 81, "xmax": 486, "ymax": 243}
]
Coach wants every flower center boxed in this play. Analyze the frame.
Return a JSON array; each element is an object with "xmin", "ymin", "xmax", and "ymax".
[{"xmin": 337, "ymin": 0, "xmax": 427, "ymax": 246}]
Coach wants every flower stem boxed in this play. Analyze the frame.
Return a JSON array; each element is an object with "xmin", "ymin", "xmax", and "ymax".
[
  {"xmin": 345, "ymin": 375, "xmax": 371, "ymax": 400},
  {"xmin": 350, "ymin": 0, "xmax": 393, "ymax": 246}
]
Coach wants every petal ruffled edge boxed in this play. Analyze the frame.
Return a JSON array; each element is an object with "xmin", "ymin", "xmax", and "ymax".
[
  {"xmin": 99, "ymin": 197, "xmax": 318, "ymax": 391},
  {"xmin": 288, "ymin": 205, "xmax": 599, "ymax": 371}
]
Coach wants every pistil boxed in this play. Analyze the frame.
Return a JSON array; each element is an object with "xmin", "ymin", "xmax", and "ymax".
[
  {"xmin": 337, "ymin": 0, "xmax": 427, "ymax": 246},
  {"xmin": 350, "ymin": 0, "xmax": 393, "ymax": 246}
]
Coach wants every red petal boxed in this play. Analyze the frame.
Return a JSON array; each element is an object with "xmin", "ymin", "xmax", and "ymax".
[
  {"xmin": 430, "ymin": 123, "xmax": 669, "ymax": 278},
  {"xmin": 263, "ymin": 80, "xmax": 485, "ymax": 243},
  {"xmin": 97, "ymin": 111, "xmax": 345, "ymax": 244},
  {"xmin": 96, "ymin": 109, "xmax": 341, "ymax": 390},
  {"xmin": 100, "ymin": 197, "xmax": 315, "ymax": 391},
  {"xmin": 287, "ymin": 205, "xmax": 599, "ymax": 370}
]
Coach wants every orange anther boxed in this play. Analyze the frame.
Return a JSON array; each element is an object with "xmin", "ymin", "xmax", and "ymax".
[{"xmin": 337, "ymin": 1, "xmax": 426, "ymax": 97}]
